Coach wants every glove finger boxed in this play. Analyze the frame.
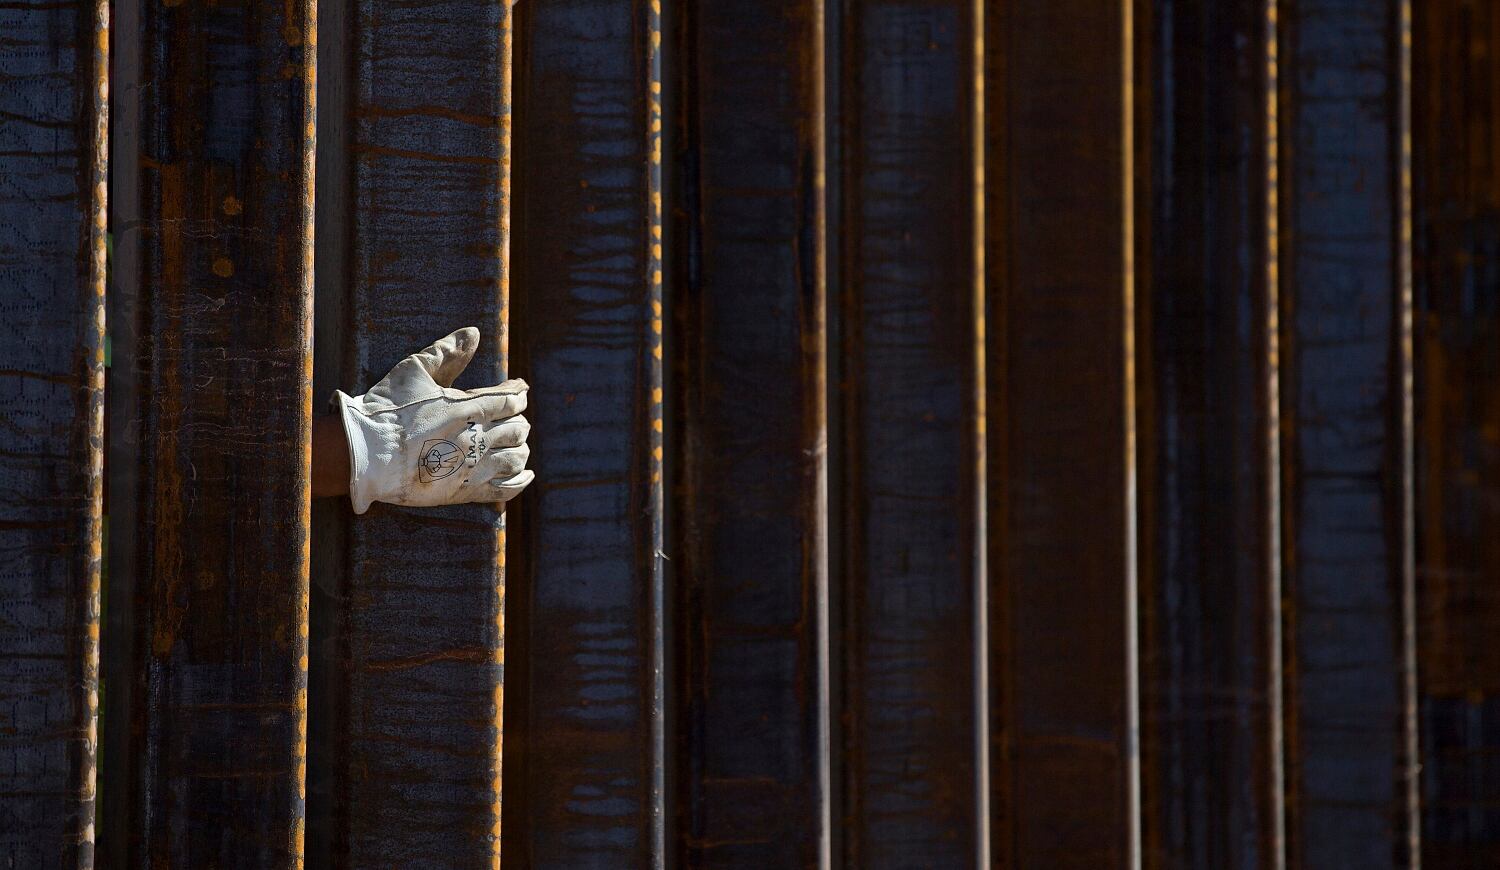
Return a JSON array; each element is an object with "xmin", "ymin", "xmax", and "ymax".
[
  {"xmin": 465, "ymin": 386, "xmax": 527, "ymax": 422},
  {"xmin": 480, "ymin": 444, "xmax": 530, "ymax": 481},
  {"xmin": 410, "ymin": 327, "xmax": 481, "ymax": 387},
  {"xmin": 490, "ymin": 469, "xmax": 535, "ymax": 501},
  {"xmin": 482, "ymin": 415, "xmax": 530, "ymax": 449},
  {"xmin": 472, "ymin": 377, "xmax": 528, "ymax": 395},
  {"xmin": 466, "ymin": 378, "xmax": 528, "ymax": 404}
]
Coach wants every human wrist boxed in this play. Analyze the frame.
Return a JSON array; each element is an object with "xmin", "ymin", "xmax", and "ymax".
[{"xmin": 311, "ymin": 412, "xmax": 352, "ymax": 499}]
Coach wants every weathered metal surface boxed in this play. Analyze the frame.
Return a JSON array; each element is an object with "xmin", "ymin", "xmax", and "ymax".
[
  {"xmin": 987, "ymin": 0, "xmax": 1136, "ymax": 865},
  {"xmin": 100, "ymin": 0, "xmax": 144, "ymax": 858},
  {"xmin": 1279, "ymin": 0, "xmax": 1418, "ymax": 865},
  {"xmin": 837, "ymin": 0, "xmax": 982, "ymax": 864},
  {"xmin": 670, "ymin": 0, "xmax": 829, "ymax": 864},
  {"xmin": 1136, "ymin": 0, "xmax": 1282, "ymax": 866},
  {"xmin": 1414, "ymin": 0, "xmax": 1500, "ymax": 864},
  {"xmin": 110, "ymin": 0, "xmax": 316, "ymax": 864},
  {"xmin": 503, "ymin": 0, "xmax": 665, "ymax": 864},
  {"xmin": 0, "ymin": 2, "xmax": 108, "ymax": 866},
  {"xmin": 305, "ymin": 0, "xmax": 513, "ymax": 865},
  {"xmin": 305, "ymin": 0, "xmax": 351, "ymax": 861},
  {"xmin": 10, "ymin": 0, "xmax": 1500, "ymax": 863}
]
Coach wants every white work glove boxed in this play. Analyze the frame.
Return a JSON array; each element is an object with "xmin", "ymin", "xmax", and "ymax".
[{"xmin": 332, "ymin": 327, "xmax": 534, "ymax": 514}]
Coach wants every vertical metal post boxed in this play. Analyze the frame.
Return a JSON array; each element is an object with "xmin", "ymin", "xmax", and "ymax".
[
  {"xmin": 836, "ymin": 0, "xmax": 984, "ymax": 864},
  {"xmin": 112, "ymin": 0, "xmax": 316, "ymax": 863},
  {"xmin": 309, "ymin": 0, "xmax": 514, "ymax": 865},
  {"xmin": 0, "ymin": 2, "xmax": 108, "ymax": 866},
  {"xmin": 504, "ymin": 0, "xmax": 666, "ymax": 863},
  {"xmin": 1413, "ymin": 0, "xmax": 1500, "ymax": 864},
  {"xmin": 987, "ymin": 0, "xmax": 1139, "ymax": 864},
  {"xmin": 669, "ymin": 0, "xmax": 830, "ymax": 864},
  {"xmin": 1134, "ymin": 0, "xmax": 1285, "ymax": 865},
  {"xmin": 1278, "ymin": 0, "xmax": 1416, "ymax": 865}
]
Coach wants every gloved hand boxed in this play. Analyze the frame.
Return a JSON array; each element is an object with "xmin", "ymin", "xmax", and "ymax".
[{"xmin": 332, "ymin": 327, "xmax": 534, "ymax": 514}]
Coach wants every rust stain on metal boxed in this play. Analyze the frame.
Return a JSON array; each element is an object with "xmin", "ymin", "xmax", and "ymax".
[
  {"xmin": 80, "ymin": 2, "xmax": 110, "ymax": 860},
  {"xmin": 115, "ymin": 0, "xmax": 316, "ymax": 863},
  {"xmin": 1121, "ymin": 0, "xmax": 1143, "ymax": 863},
  {"xmin": 1263, "ymin": 0, "xmax": 1288, "ymax": 863},
  {"xmin": 1397, "ymin": 0, "xmax": 1421, "ymax": 859},
  {"xmin": 294, "ymin": 3, "xmax": 317, "ymax": 867},
  {"xmin": 649, "ymin": 0, "xmax": 667, "ymax": 859},
  {"xmin": 0, "ymin": 0, "xmax": 109, "ymax": 864},
  {"xmin": 495, "ymin": 5, "xmax": 514, "ymax": 865}
]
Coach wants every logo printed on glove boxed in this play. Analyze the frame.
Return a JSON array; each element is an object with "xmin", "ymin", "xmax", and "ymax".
[
  {"xmin": 464, "ymin": 421, "xmax": 488, "ymax": 466},
  {"xmin": 418, "ymin": 439, "xmax": 463, "ymax": 481}
]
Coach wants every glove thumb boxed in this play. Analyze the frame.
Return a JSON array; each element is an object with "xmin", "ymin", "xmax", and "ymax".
[{"xmin": 408, "ymin": 326, "xmax": 481, "ymax": 388}]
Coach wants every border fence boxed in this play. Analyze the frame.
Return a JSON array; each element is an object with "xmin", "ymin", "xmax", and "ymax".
[{"xmin": 3, "ymin": 0, "xmax": 1498, "ymax": 867}]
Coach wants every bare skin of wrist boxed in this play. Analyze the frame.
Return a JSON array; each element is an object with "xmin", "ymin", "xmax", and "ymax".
[{"xmin": 312, "ymin": 414, "xmax": 350, "ymax": 498}]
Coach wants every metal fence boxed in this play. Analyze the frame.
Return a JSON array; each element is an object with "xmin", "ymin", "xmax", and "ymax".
[{"xmin": 3, "ymin": 0, "xmax": 1498, "ymax": 867}]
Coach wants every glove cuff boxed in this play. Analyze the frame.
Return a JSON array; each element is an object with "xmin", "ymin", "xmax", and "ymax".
[{"xmin": 331, "ymin": 390, "xmax": 377, "ymax": 514}]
